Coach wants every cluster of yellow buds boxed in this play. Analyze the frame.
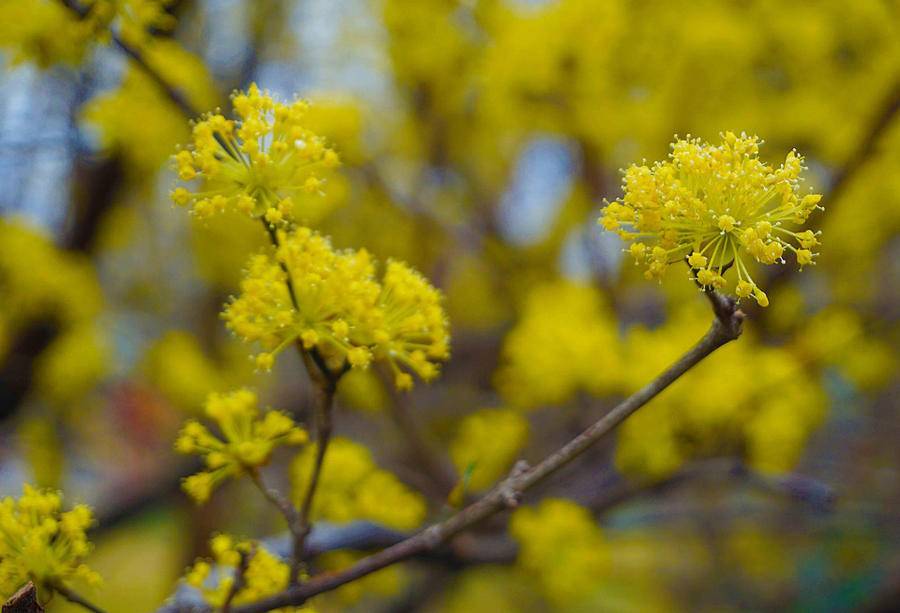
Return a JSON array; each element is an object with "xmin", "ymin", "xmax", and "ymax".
[
  {"xmin": 184, "ymin": 534, "xmax": 312, "ymax": 611},
  {"xmin": 223, "ymin": 227, "xmax": 450, "ymax": 390},
  {"xmin": 171, "ymin": 83, "xmax": 340, "ymax": 222},
  {"xmin": 0, "ymin": 485, "xmax": 100, "ymax": 599},
  {"xmin": 600, "ymin": 132, "xmax": 823, "ymax": 306},
  {"xmin": 175, "ymin": 389, "xmax": 308, "ymax": 503}
]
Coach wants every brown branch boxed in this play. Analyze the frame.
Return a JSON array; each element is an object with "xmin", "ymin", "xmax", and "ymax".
[
  {"xmin": 229, "ymin": 294, "xmax": 745, "ymax": 613},
  {"xmin": 246, "ymin": 469, "xmax": 306, "ymax": 589},
  {"xmin": 222, "ymin": 544, "xmax": 256, "ymax": 613},
  {"xmin": 51, "ymin": 584, "xmax": 107, "ymax": 613},
  {"xmin": 292, "ymin": 383, "xmax": 336, "ymax": 584}
]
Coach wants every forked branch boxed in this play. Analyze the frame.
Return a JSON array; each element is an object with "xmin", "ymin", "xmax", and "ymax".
[{"xmin": 228, "ymin": 293, "xmax": 745, "ymax": 613}]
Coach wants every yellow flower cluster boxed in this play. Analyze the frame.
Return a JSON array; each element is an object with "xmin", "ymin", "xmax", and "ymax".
[
  {"xmin": 0, "ymin": 0, "xmax": 177, "ymax": 68},
  {"xmin": 223, "ymin": 227, "xmax": 450, "ymax": 390},
  {"xmin": 184, "ymin": 534, "xmax": 312, "ymax": 612},
  {"xmin": 290, "ymin": 437, "xmax": 426, "ymax": 531},
  {"xmin": 0, "ymin": 485, "xmax": 100, "ymax": 599},
  {"xmin": 450, "ymin": 408, "xmax": 529, "ymax": 492},
  {"xmin": 601, "ymin": 133, "xmax": 823, "ymax": 306},
  {"xmin": 796, "ymin": 307, "xmax": 897, "ymax": 393},
  {"xmin": 33, "ymin": 323, "xmax": 108, "ymax": 408},
  {"xmin": 171, "ymin": 84, "xmax": 340, "ymax": 223},
  {"xmin": 615, "ymin": 306, "xmax": 825, "ymax": 479},
  {"xmin": 0, "ymin": 0, "xmax": 110, "ymax": 67},
  {"xmin": 495, "ymin": 281, "xmax": 620, "ymax": 410},
  {"xmin": 510, "ymin": 498, "xmax": 609, "ymax": 608},
  {"xmin": 176, "ymin": 389, "xmax": 308, "ymax": 503}
]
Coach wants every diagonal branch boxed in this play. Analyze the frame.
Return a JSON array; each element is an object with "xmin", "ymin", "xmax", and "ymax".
[
  {"xmin": 228, "ymin": 294, "xmax": 745, "ymax": 613},
  {"xmin": 58, "ymin": 0, "xmax": 199, "ymax": 118}
]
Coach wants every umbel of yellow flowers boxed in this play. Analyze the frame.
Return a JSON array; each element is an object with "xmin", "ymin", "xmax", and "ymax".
[
  {"xmin": 176, "ymin": 389, "xmax": 308, "ymax": 503},
  {"xmin": 171, "ymin": 83, "xmax": 340, "ymax": 222},
  {"xmin": 600, "ymin": 132, "xmax": 823, "ymax": 306},
  {"xmin": 0, "ymin": 485, "xmax": 100, "ymax": 599},
  {"xmin": 184, "ymin": 534, "xmax": 309, "ymax": 610},
  {"xmin": 223, "ymin": 227, "xmax": 450, "ymax": 390}
]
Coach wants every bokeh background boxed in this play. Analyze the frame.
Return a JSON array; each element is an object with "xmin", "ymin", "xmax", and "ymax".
[{"xmin": 0, "ymin": 0, "xmax": 899, "ymax": 611}]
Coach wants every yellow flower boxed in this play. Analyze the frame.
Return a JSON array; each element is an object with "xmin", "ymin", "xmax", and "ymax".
[
  {"xmin": 176, "ymin": 389, "xmax": 308, "ymax": 503},
  {"xmin": 0, "ymin": 0, "xmax": 177, "ymax": 68},
  {"xmin": 223, "ymin": 227, "xmax": 450, "ymax": 389},
  {"xmin": 171, "ymin": 83, "xmax": 340, "ymax": 222},
  {"xmin": 0, "ymin": 0, "xmax": 109, "ymax": 67},
  {"xmin": 367, "ymin": 261, "xmax": 451, "ymax": 389},
  {"xmin": 600, "ymin": 132, "xmax": 823, "ymax": 306},
  {"xmin": 0, "ymin": 485, "xmax": 101, "ymax": 599},
  {"xmin": 223, "ymin": 227, "xmax": 379, "ymax": 371},
  {"xmin": 291, "ymin": 437, "xmax": 426, "ymax": 530},
  {"xmin": 184, "ymin": 534, "xmax": 312, "ymax": 612}
]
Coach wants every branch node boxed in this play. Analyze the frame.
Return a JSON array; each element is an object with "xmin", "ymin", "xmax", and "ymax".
[
  {"xmin": 421, "ymin": 525, "xmax": 444, "ymax": 550},
  {"xmin": 499, "ymin": 460, "xmax": 530, "ymax": 508}
]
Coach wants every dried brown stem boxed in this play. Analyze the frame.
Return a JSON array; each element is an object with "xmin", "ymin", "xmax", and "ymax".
[{"xmin": 230, "ymin": 294, "xmax": 745, "ymax": 613}]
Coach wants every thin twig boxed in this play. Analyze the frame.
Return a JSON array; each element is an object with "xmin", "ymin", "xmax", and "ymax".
[
  {"xmin": 51, "ymin": 584, "xmax": 107, "ymax": 613},
  {"xmin": 382, "ymin": 370, "xmax": 457, "ymax": 499},
  {"xmin": 229, "ymin": 294, "xmax": 745, "ymax": 612},
  {"xmin": 222, "ymin": 544, "xmax": 256, "ymax": 613},
  {"xmin": 292, "ymin": 383, "xmax": 336, "ymax": 584}
]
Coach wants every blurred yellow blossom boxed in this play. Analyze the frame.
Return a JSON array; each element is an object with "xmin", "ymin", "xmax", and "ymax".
[
  {"xmin": 450, "ymin": 408, "xmax": 529, "ymax": 492},
  {"xmin": 0, "ymin": 220, "xmax": 103, "ymax": 336},
  {"xmin": 170, "ymin": 83, "xmax": 340, "ymax": 222},
  {"xmin": 510, "ymin": 498, "xmax": 609, "ymax": 608},
  {"xmin": 140, "ymin": 330, "xmax": 228, "ymax": 412},
  {"xmin": 176, "ymin": 389, "xmax": 308, "ymax": 503},
  {"xmin": 0, "ymin": 485, "xmax": 100, "ymax": 599},
  {"xmin": 795, "ymin": 307, "xmax": 897, "ymax": 392},
  {"xmin": 290, "ymin": 437, "xmax": 426, "ymax": 530},
  {"xmin": 616, "ymin": 305, "xmax": 826, "ymax": 478},
  {"xmin": 601, "ymin": 132, "xmax": 823, "ymax": 306},
  {"xmin": 0, "ymin": 0, "xmax": 110, "ymax": 67},
  {"xmin": 82, "ymin": 39, "xmax": 218, "ymax": 178},
  {"xmin": 0, "ymin": 0, "xmax": 180, "ymax": 68},
  {"xmin": 33, "ymin": 323, "xmax": 108, "ymax": 408},
  {"xmin": 0, "ymin": 220, "xmax": 106, "ymax": 410},
  {"xmin": 495, "ymin": 280, "xmax": 620, "ymax": 410}
]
